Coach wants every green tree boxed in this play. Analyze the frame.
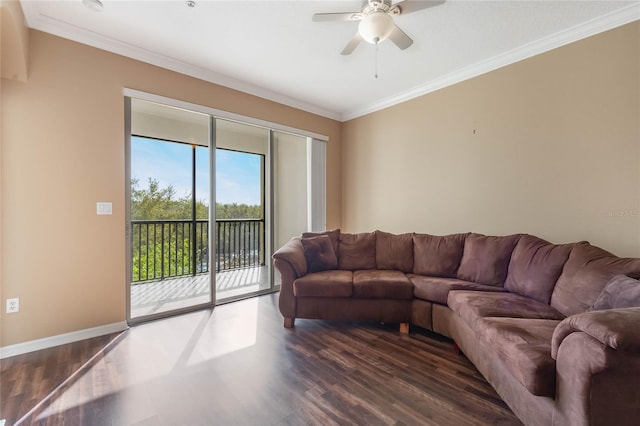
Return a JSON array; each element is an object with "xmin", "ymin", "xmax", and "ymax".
[
  {"xmin": 215, "ymin": 202, "xmax": 262, "ymax": 219},
  {"xmin": 131, "ymin": 178, "xmax": 209, "ymax": 220}
]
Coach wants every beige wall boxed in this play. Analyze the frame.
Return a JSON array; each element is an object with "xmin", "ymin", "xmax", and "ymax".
[
  {"xmin": 1, "ymin": 30, "xmax": 342, "ymax": 346},
  {"xmin": 1, "ymin": 0, "xmax": 30, "ymax": 347},
  {"xmin": 342, "ymin": 22, "xmax": 640, "ymax": 257}
]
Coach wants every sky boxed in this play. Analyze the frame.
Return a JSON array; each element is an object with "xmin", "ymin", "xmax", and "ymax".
[{"xmin": 131, "ymin": 136, "xmax": 261, "ymax": 206}]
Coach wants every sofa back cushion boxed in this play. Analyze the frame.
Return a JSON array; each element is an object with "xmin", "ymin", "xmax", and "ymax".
[
  {"xmin": 550, "ymin": 243, "xmax": 640, "ymax": 316},
  {"xmin": 302, "ymin": 228, "xmax": 340, "ymax": 257},
  {"xmin": 413, "ymin": 233, "xmax": 468, "ymax": 277},
  {"xmin": 338, "ymin": 232, "xmax": 377, "ymax": 271},
  {"xmin": 375, "ymin": 231, "xmax": 413, "ymax": 273},
  {"xmin": 504, "ymin": 235, "xmax": 574, "ymax": 304},
  {"xmin": 457, "ymin": 233, "xmax": 521, "ymax": 286},
  {"xmin": 300, "ymin": 235, "xmax": 338, "ymax": 273}
]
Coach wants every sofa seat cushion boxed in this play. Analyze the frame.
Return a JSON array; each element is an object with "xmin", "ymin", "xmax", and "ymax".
[
  {"xmin": 352, "ymin": 270, "xmax": 413, "ymax": 299},
  {"xmin": 294, "ymin": 270, "xmax": 353, "ymax": 298},
  {"xmin": 408, "ymin": 275, "xmax": 506, "ymax": 305},
  {"xmin": 448, "ymin": 291, "xmax": 565, "ymax": 327},
  {"xmin": 478, "ymin": 317, "xmax": 560, "ymax": 397}
]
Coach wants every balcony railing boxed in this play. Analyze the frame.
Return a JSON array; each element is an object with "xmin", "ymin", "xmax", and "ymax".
[{"xmin": 131, "ymin": 219, "xmax": 265, "ymax": 283}]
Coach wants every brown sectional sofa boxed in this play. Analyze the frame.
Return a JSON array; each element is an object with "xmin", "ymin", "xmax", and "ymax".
[{"xmin": 272, "ymin": 229, "xmax": 640, "ymax": 426}]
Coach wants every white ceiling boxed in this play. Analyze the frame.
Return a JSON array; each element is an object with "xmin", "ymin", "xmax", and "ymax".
[{"xmin": 20, "ymin": 0, "xmax": 640, "ymax": 121}]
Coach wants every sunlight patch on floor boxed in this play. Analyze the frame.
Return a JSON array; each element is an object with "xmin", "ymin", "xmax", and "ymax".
[{"xmin": 35, "ymin": 299, "xmax": 260, "ymax": 423}]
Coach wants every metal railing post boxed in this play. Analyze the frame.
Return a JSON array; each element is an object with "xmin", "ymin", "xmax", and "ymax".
[{"xmin": 160, "ymin": 222, "xmax": 165, "ymax": 281}]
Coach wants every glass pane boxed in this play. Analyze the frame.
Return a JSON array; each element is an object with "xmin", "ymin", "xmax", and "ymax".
[
  {"xmin": 129, "ymin": 135, "xmax": 211, "ymax": 320},
  {"xmin": 215, "ymin": 119, "xmax": 269, "ymax": 302}
]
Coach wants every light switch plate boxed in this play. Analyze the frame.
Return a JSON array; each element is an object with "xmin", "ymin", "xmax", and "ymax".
[{"xmin": 97, "ymin": 202, "xmax": 113, "ymax": 215}]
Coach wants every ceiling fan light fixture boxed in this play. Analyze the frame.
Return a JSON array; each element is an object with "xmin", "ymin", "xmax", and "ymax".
[
  {"xmin": 82, "ymin": 0, "xmax": 104, "ymax": 12},
  {"xmin": 358, "ymin": 11, "xmax": 394, "ymax": 44}
]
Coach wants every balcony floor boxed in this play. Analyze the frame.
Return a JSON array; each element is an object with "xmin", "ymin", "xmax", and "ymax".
[{"xmin": 130, "ymin": 266, "xmax": 271, "ymax": 319}]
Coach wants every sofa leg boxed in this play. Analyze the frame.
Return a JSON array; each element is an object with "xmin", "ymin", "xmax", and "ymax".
[
  {"xmin": 284, "ymin": 317, "xmax": 295, "ymax": 329},
  {"xmin": 399, "ymin": 323, "xmax": 409, "ymax": 334},
  {"xmin": 453, "ymin": 342, "xmax": 461, "ymax": 355}
]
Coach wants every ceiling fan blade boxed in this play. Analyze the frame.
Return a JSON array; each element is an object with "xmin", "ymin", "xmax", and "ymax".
[
  {"xmin": 389, "ymin": 25, "xmax": 413, "ymax": 50},
  {"xmin": 312, "ymin": 12, "xmax": 362, "ymax": 22},
  {"xmin": 341, "ymin": 33, "xmax": 363, "ymax": 55},
  {"xmin": 394, "ymin": 0, "xmax": 445, "ymax": 15}
]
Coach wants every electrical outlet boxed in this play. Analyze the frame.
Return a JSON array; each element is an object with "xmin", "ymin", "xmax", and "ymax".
[{"xmin": 6, "ymin": 298, "xmax": 19, "ymax": 313}]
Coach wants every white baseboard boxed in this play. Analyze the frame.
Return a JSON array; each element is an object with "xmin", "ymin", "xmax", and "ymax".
[{"xmin": 0, "ymin": 321, "xmax": 129, "ymax": 359}]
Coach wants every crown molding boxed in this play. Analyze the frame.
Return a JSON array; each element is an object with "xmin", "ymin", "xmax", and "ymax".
[
  {"xmin": 19, "ymin": 2, "xmax": 343, "ymax": 122},
  {"xmin": 341, "ymin": 3, "xmax": 640, "ymax": 121},
  {"xmin": 20, "ymin": 2, "xmax": 639, "ymax": 123}
]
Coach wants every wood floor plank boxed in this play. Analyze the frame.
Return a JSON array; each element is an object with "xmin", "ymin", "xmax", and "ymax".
[{"xmin": 1, "ymin": 294, "xmax": 522, "ymax": 425}]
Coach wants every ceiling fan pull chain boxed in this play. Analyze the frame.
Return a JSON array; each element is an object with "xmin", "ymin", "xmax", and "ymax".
[{"xmin": 374, "ymin": 39, "xmax": 379, "ymax": 79}]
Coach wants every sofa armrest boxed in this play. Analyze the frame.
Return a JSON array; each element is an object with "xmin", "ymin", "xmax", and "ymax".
[
  {"xmin": 272, "ymin": 237, "xmax": 307, "ymax": 278},
  {"xmin": 273, "ymin": 238, "xmax": 306, "ymax": 324},
  {"xmin": 551, "ymin": 310, "xmax": 640, "ymax": 426},
  {"xmin": 551, "ymin": 307, "xmax": 640, "ymax": 359}
]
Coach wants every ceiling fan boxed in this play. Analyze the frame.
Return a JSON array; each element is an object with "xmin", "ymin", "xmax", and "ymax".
[{"xmin": 313, "ymin": 0, "xmax": 445, "ymax": 55}]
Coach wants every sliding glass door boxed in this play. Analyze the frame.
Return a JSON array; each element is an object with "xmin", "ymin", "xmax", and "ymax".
[
  {"xmin": 125, "ymin": 93, "xmax": 327, "ymax": 323},
  {"xmin": 215, "ymin": 119, "xmax": 271, "ymax": 303},
  {"xmin": 127, "ymin": 99, "xmax": 214, "ymax": 323}
]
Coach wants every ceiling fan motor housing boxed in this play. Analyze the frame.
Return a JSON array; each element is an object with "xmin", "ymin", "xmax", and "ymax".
[
  {"xmin": 364, "ymin": 0, "xmax": 397, "ymax": 14},
  {"xmin": 359, "ymin": 11, "xmax": 394, "ymax": 44},
  {"xmin": 312, "ymin": 0, "xmax": 424, "ymax": 55}
]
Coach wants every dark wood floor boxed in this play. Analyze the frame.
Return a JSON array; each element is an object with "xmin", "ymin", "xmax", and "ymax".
[{"xmin": 1, "ymin": 293, "xmax": 521, "ymax": 425}]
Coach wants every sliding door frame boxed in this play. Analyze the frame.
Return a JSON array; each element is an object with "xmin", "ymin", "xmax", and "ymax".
[
  {"xmin": 209, "ymin": 116, "xmax": 217, "ymax": 306},
  {"xmin": 125, "ymin": 97, "xmax": 133, "ymax": 323}
]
